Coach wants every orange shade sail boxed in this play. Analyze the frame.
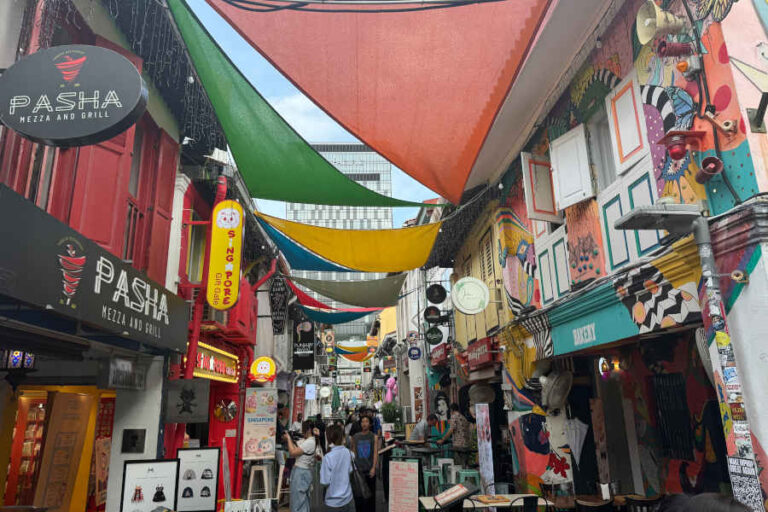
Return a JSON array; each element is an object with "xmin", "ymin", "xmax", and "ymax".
[{"xmin": 206, "ymin": 0, "xmax": 551, "ymax": 203}]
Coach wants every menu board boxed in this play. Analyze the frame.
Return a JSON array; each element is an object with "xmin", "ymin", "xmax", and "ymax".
[
  {"xmin": 121, "ymin": 459, "xmax": 179, "ymax": 512},
  {"xmin": 177, "ymin": 448, "xmax": 220, "ymax": 511},
  {"xmin": 475, "ymin": 403, "xmax": 495, "ymax": 495},
  {"xmin": 33, "ymin": 392, "xmax": 96, "ymax": 511},
  {"xmin": 242, "ymin": 388, "xmax": 277, "ymax": 460},
  {"xmin": 388, "ymin": 461, "xmax": 419, "ymax": 512}
]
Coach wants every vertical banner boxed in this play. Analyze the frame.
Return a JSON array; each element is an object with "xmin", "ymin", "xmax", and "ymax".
[
  {"xmin": 269, "ymin": 276, "xmax": 288, "ymax": 334},
  {"xmin": 293, "ymin": 321, "xmax": 315, "ymax": 370},
  {"xmin": 389, "ymin": 460, "xmax": 418, "ymax": 512},
  {"xmin": 475, "ymin": 403, "xmax": 495, "ymax": 495},
  {"xmin": 242, "ymin": 388, "xmax": 277, "ymax": 460},
  {"xmin": 206, "ymin": 200, "xmax": 244, "ymax": 311},
  {"xmin": 413, "ymin": 386, "xmax": 424, "ymax": 422},
  {"xmin": 33, "ymin": 392, "xmax": 96, "ymax": 511},
  {"xmin": 292, "ymin": 386, "xmax": 306, "ymax": 423}
]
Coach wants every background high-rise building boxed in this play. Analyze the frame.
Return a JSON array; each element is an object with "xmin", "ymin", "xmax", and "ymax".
[{"xmin": 286, "ymin": 143, "xmax": 393, "ymax": 340}]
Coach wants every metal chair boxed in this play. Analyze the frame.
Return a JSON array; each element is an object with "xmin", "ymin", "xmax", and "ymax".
[
  {"xmin": 575, "ymin": 499, "xmax": 614, "ymax": 512},
  {"xmin": 423, "ymin": 469, "xmax": 443, "ymax": 495},
  {"xmin": 509, "ymin": 496, "xmax": 543, "ymax": 512},
  {"xmin": 456, "ymin": 468, "xmax": 481, "ymax": 488},
  {"xmin": 625, "ymin": 496, "xmax": 663, "ymax": 512}
]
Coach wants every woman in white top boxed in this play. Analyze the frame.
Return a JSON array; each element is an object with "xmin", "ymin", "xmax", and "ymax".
[{"xmin": 283, "ymin": 420, "xmax": 316, "ymax": 512}]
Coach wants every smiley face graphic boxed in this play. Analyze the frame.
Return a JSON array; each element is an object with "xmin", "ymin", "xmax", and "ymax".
[{"xmin": 216, "ymin": 207, "xmax": 241, "ymax": 229}]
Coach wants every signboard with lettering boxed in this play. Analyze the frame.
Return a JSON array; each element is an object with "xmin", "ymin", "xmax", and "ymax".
[
  {"xmin": 0, "ymin": 45, "xmax": 148, "ymax": 146},
  {"xmin": 430, "ymin": 343, "xmax": 449, "ymax": 366},
  {"xmin": 206, "ymin": 200, "xmax": 244, "ymax": 311},
  {"xmin": 193, "ymin": 342, "xmax": 239, "ymax": 383},
  {"xmin": 242, "ymin": 388, "xmax": 278, "ymax": 460},
  {"xmin": 101, "ymin": 357, "xmax": 147, "ymax": 390},
  {"xmin": 425, "ymin": 326, "xmax": 443, "ymax": 345},
  {"xmin": 0, "ymin": 185, "xmax": 187, "ymax": 351},
  {"xmin": 389, "ymin": 461, "xmax": 419, "ymax": 512},
  {"xmin": 293, "ymin": 321, "xmax": 314, "ymax": 370},
  {"xmin": 269, "ymin": 277, "xmax": 288, "ymax": 335},
  {"xmin": 467, "ymin": 337, "xmax": 495, "ymax": 370}
]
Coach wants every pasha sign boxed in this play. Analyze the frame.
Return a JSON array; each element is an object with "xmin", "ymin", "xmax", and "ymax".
[
  {"xmin": 206, "ymin": 200, "xmax": 244, "ymax": 311},
  {"xmin": 0, "ymin": 45, "xmax": 147, "ymax": 146},
  {"xmin": 0, "ymin": 186, "xmax": 186, "ymax": 350}
]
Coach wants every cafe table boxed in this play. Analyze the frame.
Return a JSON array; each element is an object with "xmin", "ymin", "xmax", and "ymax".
[
  {"xmin": 549, "ymin": 494, "xmax": 639, "ymax": 510},
  {"xmin": 419, "ymin": 494, "xmax": 553, "ymax": 510}
]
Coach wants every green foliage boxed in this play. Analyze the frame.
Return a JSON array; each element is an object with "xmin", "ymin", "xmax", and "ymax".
[{"xmin": 381, "ymin": 401, "xmax": 400, "ymax": 424}]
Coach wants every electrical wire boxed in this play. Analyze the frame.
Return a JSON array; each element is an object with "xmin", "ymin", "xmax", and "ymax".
[{"xmin": 220, "ymin": 0, "xmax": 506, "ymax": 13}]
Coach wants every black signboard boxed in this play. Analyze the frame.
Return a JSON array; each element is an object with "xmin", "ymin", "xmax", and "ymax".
[
  {"xmin": 426, "ymin": 284, "xmax": 447, "ymax": 304},
  {"xmin": 424, "ymin": 306, "xmax": 441, "ymax": 324},
  {"xmin": 0, "ymin": 45, "xmax": 148, "ymax": 146},
  {"xmin": 0, "ymin": 186, "xmax": 187, "ymax": 351},
  {"xmin": 293, "ymin": 321, "xmax": 315, "ymax": 371},
  {"xmin": 269, "ymin": 276, "xmax": 288, "ymax": 334},
  {"xmin": 425, "ymin": 326, "xmax": 444, "ymax": 345}
]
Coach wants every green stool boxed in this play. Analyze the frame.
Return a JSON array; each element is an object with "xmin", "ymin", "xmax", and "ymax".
[
  {"xmin": 457, "ymin": 469, "xmax": 481, "ymax": 489},
  {"xmin": 406, "ymin": 458, "xmax": 420, "ymax": 464},
  {"xmin": 422, "ymin": 469, "xmax": 443, "ymax": 495},
  {"xmin": 392, "ymin": 448, "xmax": 406, "ymax": 458}
]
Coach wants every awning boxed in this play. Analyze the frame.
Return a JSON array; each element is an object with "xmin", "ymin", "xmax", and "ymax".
[
  {"xmin": 284, "ymin": 278, "xmax": 382, "ymax": 312},
  {"xmin": 257, "ymin": 212, "xmax": 441, "ymax": 272},
  {"xmin": 205, "ymin": 0, "xmax": 551, "ymax": 203},
  {"xmin": 258, "ymin": 219, "xmax": 352, "ymax": 272},
  {"xmin": 167, "ymin": 0, "xmax": 427, "ymax": 207},
  {"xmin": 299, "ymin": 306, "xmax": 378, "ymax": 325},
  {"xmin": 290, "ymin": 273, "xmax": 407, "ymax": 308}
]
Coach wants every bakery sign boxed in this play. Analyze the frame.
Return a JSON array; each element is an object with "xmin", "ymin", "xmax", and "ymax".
[
  {"xmin": 0, "ymin": 185, "xmax": 187, "ymax": 351},
  {"xmin": 467, "ymin": 337, "xmax": 495, "ymax": 370},
  {"xmin": 206, "ymin": 200, "xmax": 244, "ymax": 311},
  {"xmin": 193, "ymin": 342, "xmax": 239, "ymax": 383},
  {"xmin": 0, "ymin": 45, "xmax": 147, "ymax": 146}
]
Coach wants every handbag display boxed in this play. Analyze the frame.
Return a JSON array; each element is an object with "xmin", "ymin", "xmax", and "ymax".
[{"xmin": 348, "ymin": 450, "xmax": 372, "ymax": 500}]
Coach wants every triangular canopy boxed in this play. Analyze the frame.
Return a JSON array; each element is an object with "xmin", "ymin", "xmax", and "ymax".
[
  {"xmin": 168, "ymin": 0, "xmax": 426, "ymax": 207},
  {"xmin": 257, "ymin": 219, "xmax": 352, "ymax": 272},
  {"xmin": 206, "ymin": 0, "xmax": 551, "ymax": 203},
  {"xmin": 257, "ymin": 213, "xmax": 441, "ymax": 272},
  {"xmin": 285, "ymin": 278, "xmax": 381, "ymax": 312},
  {"xmin": 290, "ymin": 274, "xmax": 407, "ymax": 308},
  {"xmin": 300, "ymin": 306, "xmax": 378, "ymax": 325}
]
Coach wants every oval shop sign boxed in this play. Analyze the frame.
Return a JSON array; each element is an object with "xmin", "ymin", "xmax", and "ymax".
[{"xmin": 0, "ymin": 45, "xmax": 148, "ymax": 147}]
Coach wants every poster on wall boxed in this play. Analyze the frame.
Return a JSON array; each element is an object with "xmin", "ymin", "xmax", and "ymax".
[
  {"xmin": 413, "ymin": 386, "xmax": 424, "ymax": 422},
  {"xmin": 242, "ymin": 388, "xmax": 277, "ymax": 460},
  {"xmin": 33, "ymin": 392, "xmax": 96, "ymax": 511},
  {"xmin": 176, "ymin": 448, "xmax": 220, "ymax": 512},
  {"xmin": 164, "ymin": 379, "xmax": 210, "ymax": 424},
  {"xmin": 120, "ymin": 459, "xmax": 179, "ymax": 512},
  {"xmin": 293, "ymin": 321, "xmax": 315, "ymax": 370},
  {"xmin": 475, "ymin": 403, "xmax": 495, "ymax": 495},
  {"xmin": 389, "ymin": 460, "xmax": 419, "ymax": 512},
  {"xmin": 93, "ymin": 437, "xmax": 111, "ymax": 506},
  {"xmin": 292, "ymin": 386, "xmax": 306, "ymax": 423}
]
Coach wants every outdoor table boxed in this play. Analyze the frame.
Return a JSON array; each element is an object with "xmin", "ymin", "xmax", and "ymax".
[
  {"xmin": 550, "ymin": 494, "xmax": 637, "ymax": 509},
  {"xmin": 419, "ymin": 494, "xmax": 553, "ymax": 510}
]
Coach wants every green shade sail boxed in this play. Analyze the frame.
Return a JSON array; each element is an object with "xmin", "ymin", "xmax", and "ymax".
[
  {"xmin": 167, "ymin": 0, "xmax": 426, "ymax": 207},
  {"xmin": 290, "ymin": 273, "xmax": 407, "ymax": 308}
]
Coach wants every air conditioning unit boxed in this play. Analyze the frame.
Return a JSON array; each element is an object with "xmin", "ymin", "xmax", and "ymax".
[{"xmin": 187, "ymin": 287, "xmax": 228, "ymax": 325}]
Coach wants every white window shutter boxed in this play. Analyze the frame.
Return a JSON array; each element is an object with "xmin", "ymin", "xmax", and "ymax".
[
  {"xmin": 535, "ymin": 225, "xmax": 570, "ymax": 305},
  {"xmin": 605, "ymin": 71, "xmax": 649, "ymax": 174},
  {"xmin": 550, "ymin": 124, "xmax": 595, "ymax": 210},
  {"xmin": 521, "ymin": 152, "xmax": 562, "ymax": 224}
]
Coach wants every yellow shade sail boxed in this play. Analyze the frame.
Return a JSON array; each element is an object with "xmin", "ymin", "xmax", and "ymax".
[{"xmin": 256, "ymin": 212, "xmax": 441, "ymax": 272}]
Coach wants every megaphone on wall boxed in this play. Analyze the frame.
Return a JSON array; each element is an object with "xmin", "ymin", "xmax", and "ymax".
[{"xmin": 636, "ymin": 0, "xmax": 686, "ymax": 45}]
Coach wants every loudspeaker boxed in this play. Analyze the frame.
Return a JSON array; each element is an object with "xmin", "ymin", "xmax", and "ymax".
[
  {"xmin": 636, "ymin": 0, "xmax": 686, "ymax": 45},
  {"xmin": 695, "ymin": 156, "xmax": 724, "ymax": 184}
]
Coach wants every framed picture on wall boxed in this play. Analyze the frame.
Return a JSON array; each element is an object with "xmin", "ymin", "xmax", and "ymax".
[
  {"xmin": 120, "ymin": 459, "xmax": 179, "ymax": 512},
  {"xmin": 176, "ymin": 447, "xmax": 221, "ymax": 512}
]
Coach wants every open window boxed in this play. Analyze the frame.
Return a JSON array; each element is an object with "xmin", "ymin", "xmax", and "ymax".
[
  {"xmin": 605, "ymin": 71, "xmax": 649, "ymax": 175},
  {"xmin": 550, "ymin": 123, "xmax": 595, "ymax": 210},
  {"xmin": 521, "ymin": 152, "xmax": 562, "ymax": 224}
]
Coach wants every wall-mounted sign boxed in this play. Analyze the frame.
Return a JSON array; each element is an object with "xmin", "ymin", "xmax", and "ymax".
[
  {"xmin": 0, "ymin": 45, "xmax": 148, "ymax": 147},
  {"xmin": 424, "ymin": 306, "xmax": 442, "ymax": 324},
  {"xmin": 408, "ymin": 347, "xmax": 422, "ymax": 360},
  {"xmin": 206, "ymin": 200, "xmax": 244, "ymax": 311},
  {"xmin": 293, "ymin": 321, "xmax": 315, "ymax": 371},
  {"xmin": 193, "ymin": 342, "xmax": 239, "ymax": 383},
  {"xmin": 431, "ymin": 343, "xmax": 449, "ymax": 366},
  {"xmin": 366, "ymin": 335, "xmax": 379, "ymax": 347},
  {"xmin": 426, "ymin": 284, "xmax": 447, "ymax": 304},
  {"xmin": 165, "ymin": 379, "xmax": 210, "ymax": 424},
  {"xmin": 101, "ymin": 357, "xmax": 147, "ymax": 390},
  {"xmin": 467, "ymin": 337, "xmax": 495, "ymax": 370},
  {"xmin": 452, "ymin": 277, "xmax": 490, "ymax": 315},
  {"xmin": 0, "ymin": 186, "xmax": 187, "ymax": 350},
  {"xmin": 363, "ymin": 359, "xmax": 372, "ymax": 373},
  {"xmin": 269, "ymin": 277, "xmax": 288, "ymax": 335},
  {"xmin": 382, "ymin": 356, "xmax": 397, "ymax": 374},
  {"xmin": 425, "ymin": 326, "xmax": 444, "ymax": 345},
  {"xmin": 407, "ymin": 331, "xmax": 419, "ymax": 345},
  {"xmin": 249, "ymin": 356, "xmax": 276, "ymax": 383}
]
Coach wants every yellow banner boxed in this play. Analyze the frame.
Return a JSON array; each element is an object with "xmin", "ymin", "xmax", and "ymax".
[
  {"xmin": 256, "ymin": 212, "xmax": 442, "ymax": 272},
  {"xmin": 207, "ymin": 200, "xmax": 244, "ymax": 310}
]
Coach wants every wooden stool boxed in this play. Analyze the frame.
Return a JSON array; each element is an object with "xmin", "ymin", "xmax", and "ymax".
[
  {"xmin": 248, "ymin": 463, "xmax": 272, "ymax": 500},
  {"xmin": 392, "ymin": 448, "xmax": 406, "ymax": 458}
]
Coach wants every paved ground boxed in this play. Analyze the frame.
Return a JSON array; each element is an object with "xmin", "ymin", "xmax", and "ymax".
[{"xmin": 278, "ymin": 472, "xmax": 388, "ymax": 511}]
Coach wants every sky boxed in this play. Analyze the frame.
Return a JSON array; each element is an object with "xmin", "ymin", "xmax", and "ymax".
[{"xmin": 187, "ymin": 0, "xmax": 436, "ymax": 228}]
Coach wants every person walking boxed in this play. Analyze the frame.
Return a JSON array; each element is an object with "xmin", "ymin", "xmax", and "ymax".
[
  {"xmin": 320, "ymin": 424, "xmax": 355, "ymax": 512},
  {"xmin": 351, "ymin": 415, "xmax": 378, "ymax": 510},
  {"xmin": 283, "ymin": 420, "xmax": 316, "ymax": 512},
  {"xmin": 437, "ymin": 403, "xmax": 471, "ymax": 466}
]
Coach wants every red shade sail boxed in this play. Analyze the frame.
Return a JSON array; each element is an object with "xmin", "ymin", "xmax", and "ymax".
[{"xmin": 206, "ymin": 0, "xmax": 551, "ymax": 203}]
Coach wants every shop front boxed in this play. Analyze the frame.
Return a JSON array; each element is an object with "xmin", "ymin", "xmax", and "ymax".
[{"xmin": 0, "ymin": 185, "xmax": 188, "ymax": 511}]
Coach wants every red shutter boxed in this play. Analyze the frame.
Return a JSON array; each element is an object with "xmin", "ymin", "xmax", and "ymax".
[{"xmin": 145, "ymin": 130, "xmax": 178, "ymax": 284}]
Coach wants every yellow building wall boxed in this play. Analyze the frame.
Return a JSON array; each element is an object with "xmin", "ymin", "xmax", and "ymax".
[
  {"xmin": 452, "ymin": 201, "xmax": 512, "ymax": 347},
  {"xmin": 377, "ymin": 306, "xmax": 398, "ymax": 343}
]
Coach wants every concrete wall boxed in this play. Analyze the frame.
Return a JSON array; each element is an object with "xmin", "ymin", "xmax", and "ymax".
[
  {"xmin": 105, "ymin": 356, "xmax": 166, "ymax": 512},
  {"xmin": 0, "ymin": 0, "xmax": 24, "ymax": 70}
]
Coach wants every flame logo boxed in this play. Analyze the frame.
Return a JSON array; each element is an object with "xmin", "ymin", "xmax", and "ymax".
[
  {"xmin": 58, "ymin": 244, "xmax": 86, "ymax": 305},
  {"xmin": 54, "ymin": 55, "xmax": 87, "ymax": 82}
]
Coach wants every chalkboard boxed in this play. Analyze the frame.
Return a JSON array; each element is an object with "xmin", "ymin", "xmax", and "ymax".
[{"xmin": 269, "ymin": 277, "xmax": 288, "ymax": 334}]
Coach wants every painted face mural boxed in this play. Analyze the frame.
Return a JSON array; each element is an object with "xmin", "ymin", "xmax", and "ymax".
[{"xmin": 496, "ymin": 208, "xmax": 538, "ymax": 316}]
